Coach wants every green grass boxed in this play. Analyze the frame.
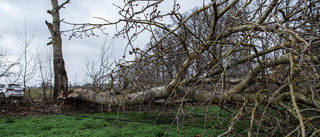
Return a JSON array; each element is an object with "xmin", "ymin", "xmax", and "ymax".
[
  {"xmin": 26, "ymin": 88, "xmax": 75, "ymax": 100},
  {"xmin": 0, "ymin": 106, "xmax": 249, "ymax": 137},
  {"xmin": 24, "ymin": 89, "xmax": 52, "ymax": 100}
]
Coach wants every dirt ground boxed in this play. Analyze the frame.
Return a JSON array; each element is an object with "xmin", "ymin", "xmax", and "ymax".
[
  {"xmin": 0, "ymin": 99, "xmax": 106, "ymax": 118},
  {"xmin": 0, "ymin": 99, "xmax": 175, "ymax": 118}
]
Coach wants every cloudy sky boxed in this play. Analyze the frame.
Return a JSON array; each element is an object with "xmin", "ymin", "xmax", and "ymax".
[{"xmin": 0, "ymin": 0, "xmax": 207, "ymax": 86}]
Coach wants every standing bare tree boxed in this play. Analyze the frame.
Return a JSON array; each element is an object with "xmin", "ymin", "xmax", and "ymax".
[
  {"xmin": 0, "ymin": 35, "xmax": 20, "ymax": 103},
  {"xmin": 37, "ymin": 47, "xmax": 54, "ymax": 99},
  {"xmin": 83, "ymin": 37, "xmax": 113, "ymax": 91},
  {"xmin": 45, "ymin": 0, "xmax": 70, "ymax": 99},
  {"xmin": 15, "ymin": 21, "xmax": 37, "ymax": 89}
]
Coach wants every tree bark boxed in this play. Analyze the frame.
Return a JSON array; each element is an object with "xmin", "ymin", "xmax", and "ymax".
[
  {"xmin": 46, "ymin": 0, "xmax": 69, "ymax": 99},
  {"xmin": 65, "ymin": 85, "xmax": 320, "ymax": 108},
  {"xmin": 64, "ymin": 55, "xmax": 320, "ymax": 107},
  {"xmin": 65, "ymin": 86, "xmax": 170, "ymax": 107}
]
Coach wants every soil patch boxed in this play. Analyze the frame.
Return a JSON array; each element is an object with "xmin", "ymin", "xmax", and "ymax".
[
  {"xmin": 0, "ymin": 99, "xmax": 105, "ymax": 118},
  {"xmin": 0, "ymin": 99, "xmax": 177, "ymax": 118}
]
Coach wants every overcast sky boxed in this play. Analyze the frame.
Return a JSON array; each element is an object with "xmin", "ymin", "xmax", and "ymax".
[{"xmin": 0, "ymin": 0, "xmax": 207, "ymax": 86}]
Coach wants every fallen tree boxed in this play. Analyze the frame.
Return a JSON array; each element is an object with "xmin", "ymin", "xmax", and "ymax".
[
  {"xmin": 66, "ymin": 54, "xmax": 320, "ymax": 107},
  {"xmin": 62, "ymin": 0, "xmax": 320, "ymax": 136}
]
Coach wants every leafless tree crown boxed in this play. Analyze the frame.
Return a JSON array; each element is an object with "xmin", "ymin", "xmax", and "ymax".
[{"xmin": 65, "ymin": 0, "xmax": 320, "ymax": 136}]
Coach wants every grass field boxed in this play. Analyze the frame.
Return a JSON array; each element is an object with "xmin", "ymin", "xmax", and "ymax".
[
  {"xmin": 0, "ymin": 106, "xmax": 248, "ymax": 136},
  {"xmin": 24, "ymin": 89, "xmax": 53, "ymax": 100},
  {"xmin": 25, "ymin": 88, "xmax": 76, "ymax": 100},
  {"xmin": 9, "ymin": 90, "xmax": 281, "ymax": 136}
]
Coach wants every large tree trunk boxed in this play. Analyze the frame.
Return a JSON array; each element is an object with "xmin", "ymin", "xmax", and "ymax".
[
  {"xmin": 65, "ymin": 86, "xmax": 170, "ymax": 107},
  {"xmin": 64, "ymin": 54, "xmax": 320, "ymax": 107},
  {"xmin": 65, "ymin": 85, "xmax": 320, "ymax": 108},
  {"xmin": 46, "ymin": 0, "xmax": 69, "ymax": 99}
]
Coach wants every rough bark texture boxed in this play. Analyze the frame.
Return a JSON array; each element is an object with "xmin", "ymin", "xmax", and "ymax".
[
  {"xmin": 66, "ymin": 86, "xmax": 170, "ymax": 107},
  {"xmin": 65, "ymin": 84, "xmax": 320, "ymax": 109},
  {"xmin": 46, "ymin": 0, "xmax": 69, "ymax": 99}
]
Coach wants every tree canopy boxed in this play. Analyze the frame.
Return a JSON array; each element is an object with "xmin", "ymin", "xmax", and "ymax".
[{"xmin": 64, "ymin": 0, "xmax": 320, "ymax": 136}]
